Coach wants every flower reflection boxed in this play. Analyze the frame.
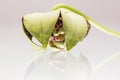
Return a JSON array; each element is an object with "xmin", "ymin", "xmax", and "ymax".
[{"xmin": 24, "ymin": 50, "xmax": 91, "ymax": 80}]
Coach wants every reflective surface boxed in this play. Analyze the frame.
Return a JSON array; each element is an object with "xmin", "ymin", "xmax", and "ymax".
[
  {"xmin": 25, "ymin": 49, "xmax": 91, "ymax": 80},
  {"xmin": 90, "ymin": 52, "xmax": 120, "ymax": 80},
  {"xmin": 0, "ymin": 0, "xmax": 120, "ymax": 80}
]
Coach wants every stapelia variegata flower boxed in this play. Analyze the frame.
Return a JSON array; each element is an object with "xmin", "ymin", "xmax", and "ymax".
[{"xmin": 22, "ymin": 4, "xmax": 120, "ymax": 51}]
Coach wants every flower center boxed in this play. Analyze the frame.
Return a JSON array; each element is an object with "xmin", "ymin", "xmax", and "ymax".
[{"xmin": 49, "ymin": 13, "xmax": 65, "ymax": 49}]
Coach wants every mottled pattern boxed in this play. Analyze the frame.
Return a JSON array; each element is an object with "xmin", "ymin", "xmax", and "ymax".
[{"xmin": 49, "ymin": 13, "xmax": 65, "ymax": 49}]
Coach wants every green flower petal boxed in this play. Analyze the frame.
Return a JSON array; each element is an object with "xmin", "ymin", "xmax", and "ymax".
[
  {"xmin": 61, "ymin": 9, "xmax": 88, "ymax": 50},
  {"xmin": 22, "ymin": 10, "xmax": 60, "ymax": 49}
]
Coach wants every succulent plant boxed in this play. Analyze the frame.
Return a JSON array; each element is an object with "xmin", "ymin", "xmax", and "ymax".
[{"xmin": 22, "ymin": 4, "xmax": 120, "ymax": 51}]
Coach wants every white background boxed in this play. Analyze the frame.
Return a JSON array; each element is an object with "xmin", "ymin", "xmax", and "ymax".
[{"xmin": 0, "ymin": 0, "xmax": 120, "ymax": 80}]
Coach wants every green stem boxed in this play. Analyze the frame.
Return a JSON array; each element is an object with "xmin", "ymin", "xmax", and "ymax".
[{"xmin": 52, "ymin": 4, "xmax": 120, "ymax": 38}]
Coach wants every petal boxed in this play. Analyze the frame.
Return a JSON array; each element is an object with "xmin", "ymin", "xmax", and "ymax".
[
  {"xmin": 61, "ymin": 9, "xmax": 88, "ymax": 51},
  {"xmin": 22, "ymin": 10, "xmax": 60, "ymax": 49}
]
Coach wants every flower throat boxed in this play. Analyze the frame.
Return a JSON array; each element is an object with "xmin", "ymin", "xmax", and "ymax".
[{"xmin": 49, "ymin": 13, "xmax": 65, "ymax": 49}]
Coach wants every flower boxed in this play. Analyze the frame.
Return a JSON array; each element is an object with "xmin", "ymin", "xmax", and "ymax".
[
  {"xmin": 22, "ymin": 8, "xmax": 90, "ymax": 51},
  {"xmin": 22, "ymin": 4, "xmax": 120, "ymax": 51}
]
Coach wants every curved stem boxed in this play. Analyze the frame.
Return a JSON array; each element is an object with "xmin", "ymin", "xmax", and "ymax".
[{"xmin": 52, "ymin": 4, "xmax": 120, "ymax": 38}]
